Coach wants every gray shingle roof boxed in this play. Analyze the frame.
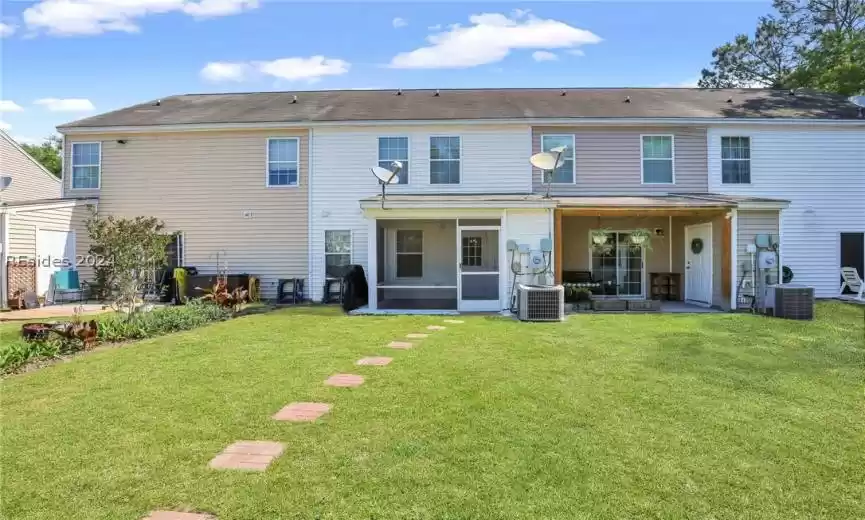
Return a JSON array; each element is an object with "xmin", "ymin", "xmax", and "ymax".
[{"xmin": 58, "ymin": 88, "xmax": 862, "ymax": 129}]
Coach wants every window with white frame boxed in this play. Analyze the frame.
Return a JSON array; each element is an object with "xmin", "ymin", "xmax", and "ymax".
[
  {"xmin": 396, "ymin": 229, "xmax": 423, "ymax": 278},
  {"xmin": 541, "ymin": 134, "xmax": 575, "ymax": 183},
  {"xmin": 378, "ymin": 137, "xmax": 409, "ymax": 184},
  {"xmin": 429, "ymin": 136, "xmax": 460, "ymax": 184},
  {"xmin": 641, "ymin": 135, "xmax": 674, "ymax": 184},
  {"xmin": 267, "ymin": 138, "xmax": 299, "ymax": 186},
  {"xmin": 325, "ymin": 230, "xmax": 352, "ymax": 277},
  {"xmin": 462, "ymin": 236, "xmax": 482, "ymax": 267},
  {"xmin": 71, "ymin": 142, "xmax": 101, "ymax": 189},
  {"xmin": 721, "ymin": 136, "xmax": 751, "ymax": 184}
]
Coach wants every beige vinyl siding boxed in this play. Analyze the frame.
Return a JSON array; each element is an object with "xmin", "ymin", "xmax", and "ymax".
[
  {"xmin": 0, "ymin": 132, "xmax": 61, "ymax": 202},
  {"xmin": 531, "ymin": 126, "xmax": 709, "ymax": 195},
  {"xmin": 68, "ymin": 130, "xmax": 309, "ymax": 300},
  {"xmin": 736, "ymin": 210, "xmax": 780, "ymax": 308},
  {"xmin": 7, "ymin": 204, "xmax": 95, "ymax": 282}
]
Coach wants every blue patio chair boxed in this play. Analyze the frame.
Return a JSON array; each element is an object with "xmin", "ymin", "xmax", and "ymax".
[{"xmin": 50, "ymin": 270, "xmax": 86, "ymax": 304}]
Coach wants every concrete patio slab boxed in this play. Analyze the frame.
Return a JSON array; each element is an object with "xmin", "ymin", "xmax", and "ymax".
[
  {"xmin": 325, "ymin": 374, "xmax": 365, "ymax": 387},
  {"xmin": 272, "ymin": 402, "xmax": 331, "ymax": 422},
  {"xmin": 209, "ymin": 441, "xmax": 285, "ymax": 471},
  {"xmin": 427, "ymin": 325, "xmax": 446, "ymax": 331},
  {"xmin": 0, "ymin": 303, "xmax": 113, "ymax": 322},
  {"xmin": 388, "ymin": 341, "xmax": 413, "ymax": 349},
  {"xmin": 356, "ymin": 357, "xmax": 392, "ymax": 366},
  {"xmin": 144, "ymin": 512, "xmax": 216, "ymax": 520},
  {"xmin": 406, "ymin": 333, "xmax": 428, "ymax": 339}
]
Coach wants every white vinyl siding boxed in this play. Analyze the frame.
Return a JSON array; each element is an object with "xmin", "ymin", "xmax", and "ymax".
[
  {"xmin": 378, "ymin": 137, "xmax": 409, "ymax": 184},
  {"xmin": 709, "ymin": 126, "xmax": 865, "ymax": 298},
  {"xmin": 541, "ymin": 134, "xmax": 575, "ymax": 184},
  {"xmin": 429, "ymin": 136, "xmax": 461, "ymax": 184},
  {"xmin": 266, "ymin": 138, "xmax": 299, "ymax": 187},
  {"xmin": 0, "ymin": 132, "xmax": 61, "ymax": 202},
  {"xmin": 71, "ymin": 142, "xmax": 101, "ymax": 190},
  {"xmin": 641, "ymin": 135, "xmax": 674, "ymax": 184}
]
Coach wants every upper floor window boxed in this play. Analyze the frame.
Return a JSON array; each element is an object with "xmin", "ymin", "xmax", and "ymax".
[
  {"xmin": 378, "ymin": 137, "xmax": 409, "ymax": 184},
  {"xmin": 429, "ymin": 136, "xmax": 460, "ymax": 184},
  {"xmin": 721, "ymin": 136, "xmax": 751, "ymax": 184},
  {"xmin": 641, "ymin": 135, "xmax": 674, "ymax": 184},
  {"xmin": 267, "ymin": 138, "xmax": 299, "ymax": 187},
  {"xmin": 541, "ymin": 134, "xmax": 575, "ymax": 183},
  {"xmin": 71, "ymin": 142, "xmax": 100, "ymax": 189},
  {"xmin": 325, "ymin": 230, "xmax": 352, "ymax": 277}
]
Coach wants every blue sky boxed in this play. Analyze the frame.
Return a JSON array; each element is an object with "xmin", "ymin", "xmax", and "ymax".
[{"xmin": 0, "ymin": 1, "xmax": 770, "ymax": 142}]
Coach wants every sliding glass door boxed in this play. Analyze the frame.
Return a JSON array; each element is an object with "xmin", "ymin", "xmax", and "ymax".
[{"xmin": 590, "ymin": 232, "xmax": 645, "ymax": 298}]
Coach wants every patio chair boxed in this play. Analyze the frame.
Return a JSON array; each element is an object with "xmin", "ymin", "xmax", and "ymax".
[
  {"xmin": 50, "ymin": 270, "xmax": 87, "ymax": 304},
  {"xmin": 839, "ymin": 267, "xmax": 865, "ymax": 300}
]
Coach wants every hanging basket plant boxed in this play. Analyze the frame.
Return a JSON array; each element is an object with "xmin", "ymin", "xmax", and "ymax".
[
  {"xmin": 590, "ymin": 229, "xmax": 613, "ymax": 254},
  {"xmin": 629, "ymin": 228, "xmax": 653, "ymax": 250}
]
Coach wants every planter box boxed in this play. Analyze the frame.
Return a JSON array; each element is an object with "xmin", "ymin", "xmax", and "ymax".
[
  {"xmin": 627, "ymin": 299, "xmax": 662, "ymax": 312},
  {"xmin": 592, "ymin": 299, "xmax": 627, "ymax": 312}
]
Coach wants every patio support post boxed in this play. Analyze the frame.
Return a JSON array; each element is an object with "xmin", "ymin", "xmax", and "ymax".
[
  {"xmin": 367, "ymin": 218, "xmax": 378, "ymax": 311},
  {"xmin": 554, "ymin": 209, "xmax": 563, "ymax": 284}
]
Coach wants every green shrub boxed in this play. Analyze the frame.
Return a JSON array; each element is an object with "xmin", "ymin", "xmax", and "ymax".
[{"xmin": 0, "ymin": 339, "xmax": 62, "ymax": 374}]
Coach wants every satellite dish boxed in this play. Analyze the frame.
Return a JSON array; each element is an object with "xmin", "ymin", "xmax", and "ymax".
[
  {"xmin": 529, "ymin": 152, "xmax": 564, "ymax": 171},
  {"xmin": 848, "ymin": 95, "xmax": 865, "ymax": 107},
  {"xmin": 370, "ymin": 161, "xmax": 402, "ymax": 209}
]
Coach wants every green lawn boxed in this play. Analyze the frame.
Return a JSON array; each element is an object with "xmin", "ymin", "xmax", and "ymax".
[{"xmin": 2, "ymin": 303, "xmax": 864, "ymax": 519}]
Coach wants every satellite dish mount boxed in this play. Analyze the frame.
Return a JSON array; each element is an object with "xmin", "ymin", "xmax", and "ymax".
[
  {"xmin": 370, "ymin": 161, "xmax": 402, "ymax": 209},
  {"xmin": 529, "ymin": 146, "xmax": 567, "ymax": 198}
]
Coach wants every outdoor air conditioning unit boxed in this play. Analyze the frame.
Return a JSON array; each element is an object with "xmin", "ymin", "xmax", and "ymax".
[
  {"xmin": 763, "ymin": 283, "xmax": 815, "ymax": 320},
  {"xmin": 516, "ymin": 284, "xmax": 565, "ymax": 322}
]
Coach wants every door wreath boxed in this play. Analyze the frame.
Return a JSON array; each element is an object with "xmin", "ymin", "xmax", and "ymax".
[{"xmin": 690, "ymin": 238, "xmax": 704, "ymax": 254}]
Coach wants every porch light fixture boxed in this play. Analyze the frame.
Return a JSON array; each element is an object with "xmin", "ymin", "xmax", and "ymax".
[
  {"xmin": 530, "ymin": 145, "xmax": 567, "ymax": 199},
  {"xmin": 371, "ymin": 161, "xmax": 402, "ymax": 209}
]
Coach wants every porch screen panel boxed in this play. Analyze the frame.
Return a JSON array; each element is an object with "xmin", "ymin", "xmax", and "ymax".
[{"xmin": 461, "ymin": 274, "xmax": 499, "ymax": 300}]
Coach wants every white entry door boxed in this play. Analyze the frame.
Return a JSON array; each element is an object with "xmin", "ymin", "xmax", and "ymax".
[
  {"xmin": 684, "ymin": 223, "xmax": 713, "ymax": 305},
  {"xmin": 36, "ymin": 229, "xmax": 75, "ymax": 297},
  {"xmin": 457, "ymin": 227, "xmax": 500, "ymax": 311}
]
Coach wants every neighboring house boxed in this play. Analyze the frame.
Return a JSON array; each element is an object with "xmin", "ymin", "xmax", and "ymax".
[
  {"xmin": 0, "ymin": 130, "xmax": 95, "ymax": 307},
  {"xmin": 56, "ymin": 88, "xmax": 865, "ymax": 311}
]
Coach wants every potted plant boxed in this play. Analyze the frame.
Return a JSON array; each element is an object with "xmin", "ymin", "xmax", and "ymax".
[
  {"xmin": 629, "ymin": 228, "xmax": 652, "ymax": 250},
  {"xmin": 590, "ymin": 229, "xmax": 613, "ymax": 254},
  {"xmin": 574, "ymin": 287, "xmax": 593, "ymax": 311}
]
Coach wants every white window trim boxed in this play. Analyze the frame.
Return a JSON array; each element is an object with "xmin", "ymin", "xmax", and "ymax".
[
  {"xmin": 540, "ymin": 134, "xmax": 576, "ymax": 184},
  {"xmin": 325, "ymin": 230, "xmax": 353, "ymax": 270},
  {"xmin": 266, "ymin": 137, "xmax": 300, "ymax": 188},
  {"xmin": 377, "ymin": 136, "xmax": 411, "ymax": 185},
  {"xmin": 428, "ymin": 135, "xmax": 462, "ymax": 186},
  {"xmin": 69, "ymin": 142, "xmax": 101, "ymax": 190},
  {"xmin": 395, "ymin": 229, "xmax": 424, "ymax": 279},
  {"xmin": 171, "ymin": 232, "xmax": 185, "ymax": 266},
  {"xmin": 640, "ymin": 134, "xmax": 675, "ymax": 185},
  {"xmin": 720, "ymin": 135, "xmax": 752, "ymax": 185}
]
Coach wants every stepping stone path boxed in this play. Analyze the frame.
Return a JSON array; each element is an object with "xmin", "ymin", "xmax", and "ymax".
[
  {"xmin": 325, "ymin": 374, "xmax": 365, "ymax": 387},
  {"xmin": 272, "ymin": 402, "xmax": 331, "ymax": 422},
  {"xmin": 356, "ymin": 356, "xmax": 393, "ymax": 366},
  {"xmin": 388, "ymin": 341, "xmax": 413, "ymax": 350},
  {"xmin": 427, "ymin": 325, "xmax": 446, "ymax": 331},
  {"xmin": 143, "ymin": 513, "xmax": 216, "ymax": 520},
  {"xmin": 209, "ymin": 441, "xmax": 285, "ymax": 472},
  {"xmin": 406, "ymin": 333, "xmax": 428, "ymax": 339},
  {"xmin": 443, "ymin": 319, "xmax": 464, "ymax": 324}
]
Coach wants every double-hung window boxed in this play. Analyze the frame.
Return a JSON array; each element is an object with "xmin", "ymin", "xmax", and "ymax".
[
  {"xmin": 71, "ymin": 142, "xmax": 101, "ymax": 189},
  {"xmin": 429, "ymin": 136, "xmax": 460, "ymax": 184},
  {"xmin": 541, "ymin": 134, "xmax": 575, "ymax": 183},
  {"xmin": 325, "ymin": 230, "xmax": 352, "ymax": 277},
  {"xmin": 396, "ymin": 230, "xmax": 423, "ymax": 278},
  {"xmin": 378, "ymin": 137, "xmax": 409, "ymax": 184},
  {"xmin": 267, "ymin": 138, "xmax": 299, "ymax": 187},
  {"xmin": 721, "ymin": 136, "xmax": 751, "ymax": 184},
  {"xmin": 641, "ymin": 135, "xmax": 674, "ymax": 184}
]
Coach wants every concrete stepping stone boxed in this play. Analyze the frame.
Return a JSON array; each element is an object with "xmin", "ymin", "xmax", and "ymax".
[
  {"xmin": 406, "ymin": 333, "xmax": 428, "ymax": 339},
  {"xmin": 388, "ymin": 341, "xmax": 413, "ymax": 349},
  {"xmin": 144, "ymin": 512, "xmax": 216, "ymax": 520},
  {"xmin": 443, "ymin": 319, "xmax": 464, "ymax": 324},
  {"xmin": 427, "ymin": 325, "xmax": 446, "ymax": 331},
  {"xmin": 272, "ymin": 402, "xmax": 331, "ymax": 422},
  {"xmin": 356, "ymin": 356, "xmax": 392, "ymax": 366},
  {"xmin": 325, "ymin": 374, "xmax": 364, "ymax": 387},
  {"xmin": 209, "ymin": 441, "xmax": 285, "ymax": 471}
]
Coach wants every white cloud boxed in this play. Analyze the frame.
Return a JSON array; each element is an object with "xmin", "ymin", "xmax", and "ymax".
[
  {"xmin": 392, "ymin": 17, "xmax": 407, "ymax": 28},
  {"xmin": 532, "ymin": 50, "xmax": 557, "ymax": 62},
  {"xmin": 0, "ymin": 121, "xmax": 10, "ymax": 131},
  {"xmin": 200, "ymin": 56, "xmax": 350, "ymax": 83},
  {"xmin": 0, "ymin": 100, "xmax": 24, "ymax": 112},
  {"xmin": 14, "ymin": 135, "xmax": 42, "ymax": 145},
  {"xmin": 34, "ymin": 98, "xmax": 96, "ymax": 112},
  {"xmin": 200, "ymin": 61, "xmax": 249, "ymax": 82},
  {"xmin": 427, "ymin": 24, "xmax": 441, "ymax": 31},
  {"xmin": 0, "ymin": 22, "xmax": 16, "ymax": 37},
  {"xmin": 567, "ymin": 48, "xmax": 585, "ymax": 57},
  {"xmin": 389, "ymin": 12, "xmax": 601, "ymax": 69},
  {"xmin": 22, "ymin": 0, "xmax": 259, "ymax": 36},
  {"xmin": 512, "ymin": 8, "xmax": 530, "ymax": 19}
]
